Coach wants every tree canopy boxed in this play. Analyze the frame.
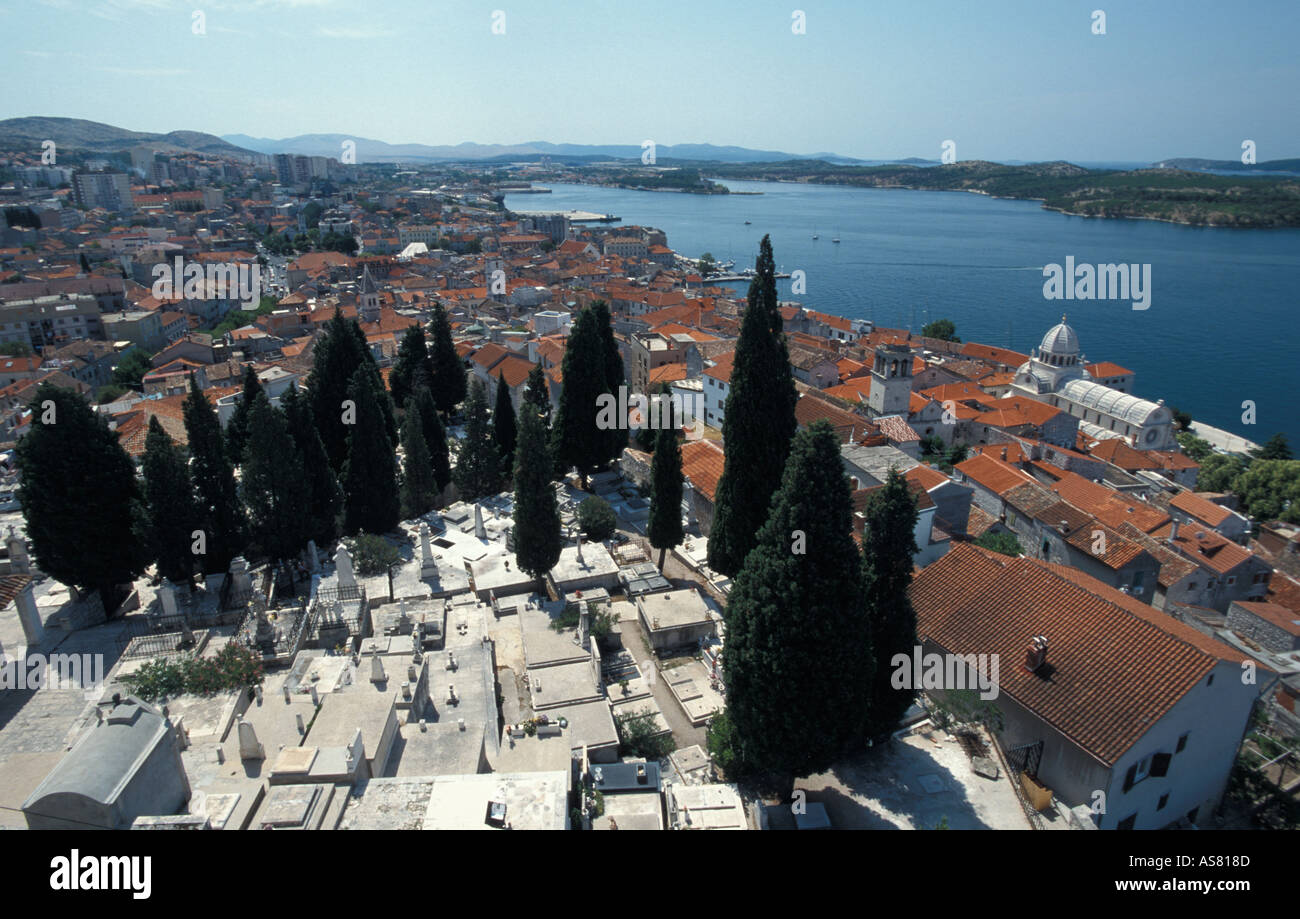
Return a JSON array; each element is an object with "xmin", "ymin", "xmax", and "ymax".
[
  {"xmin": 723, "ymin": 421, "xmax": 873, "ymax": 786},
  {"xmin": 707, "ymin": 235, "xmax": 798, "ymax": 576},
  {"xmin": 17, "ymin": 384, "xmax": 150, "ymax": 610}
]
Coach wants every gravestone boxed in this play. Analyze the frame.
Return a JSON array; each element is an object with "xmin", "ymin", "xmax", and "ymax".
[
  {"xmin": 237, "ymin": 720, "xmax": 265, "ymax": 761},
  {"xmin": 473, "ymin": 503, "xmax": 487, "ymax": 540},
  {"xmin": 158, "ymin": 580, "xmax": 178, "ymax": 617},
  {"xmin": 229, "ymin": 556, "xmax": 253, "ymax": 597},
  {"xmin": 335, "ymin": 544, "xmax": 356, "ymax": 589},
  {"xmin": 419, "ymin": 523, "xmax": 436, "ymax": 576}
]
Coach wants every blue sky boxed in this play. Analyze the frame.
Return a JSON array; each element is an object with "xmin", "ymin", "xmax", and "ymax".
[{"xmin": 2, "ymin": 0, "xmax": 1297, "ymax": 161}]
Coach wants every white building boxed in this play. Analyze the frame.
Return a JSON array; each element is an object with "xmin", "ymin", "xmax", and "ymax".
[{"xmin": 1011, "ymin": 317, "xmax": 1175, "ymax": 450}]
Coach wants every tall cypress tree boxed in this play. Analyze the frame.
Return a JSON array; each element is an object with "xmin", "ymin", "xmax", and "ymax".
[
  {"xmin": 428, "ymin": 303, "xmax": 467, "ymax": 415},
  {"xmin": 648, "ymin": 424, "xmax": 684, "ymax": 569},
  {"xmin": 523, "ymin": 362, "xmax": 551, "ymax": 425},
  {"xmin": 341, "ymin": 366, "xmax": 401, "ymax": 535},
  {"xmin": 861, "ymin": 467, "xmax": 920, "ymax": 737},
  {"xmin": 412, "ymin": 384, "xmax": 451, "ymax": 494},
  {"xmin": 182, "ymin": 373, "xmax": 247, "ymax": 573},
  {"xmin": 399, "ymin": 406, "xmax": 439, "ymax": 518},
  {"xmin": 513, "ymin": 406, "xmax": 562, "ymax": 580},
  {"xmin": 16, "ymin": 384, "xmax": 150, "ymax": 612},
  {"xmin": 241, "ymin": 395, "xmax": 312, "ymax": 563},
  {"xmin": 723, "ymin": 421, "xmax": 873, "ymax": 790},
  {"xmin": 707, "ymin": 235, "xmax": 798, "ymax": 576},
  {"xmin": 592, "ymin": 299, "xmax": 627, "ymax": 463},
  {"xmin": 282, "ymin": 385, "xmax": 342, "ymax": 548},
  {"xmin": 552, "ymin": 306, "xmax": 614, "ymax": 489},
  {"xmin": 454, "ymin": 377, "xmax": 500, "ymax": 502},
  {"xmin": 224, "ymin": 365, "xmax": 264, "ymax": 464},
  {"xmin": 389, "ymin": 325, "xmax": 432, "ymax": 410},
  {"xmin": 141, "ymin": 416, "xmax": 202, "ymax": 585},
  {"xmin": 492, "ymin": 375, "xmax": 517, "ymax": 486},
  {"xmin": 310, "ymin": 309, "xmax": 394, "ymax": 471}
]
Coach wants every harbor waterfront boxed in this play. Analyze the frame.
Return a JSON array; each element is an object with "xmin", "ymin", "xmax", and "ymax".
[{"xmin": 508, "ymin": 180, "xmax": 1300, "ymax": 446}]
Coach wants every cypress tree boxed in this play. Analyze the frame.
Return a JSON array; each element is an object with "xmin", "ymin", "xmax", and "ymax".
[
  {"xmin": 552, "ymin": 306, "xmax": 614, "ymax": 489},
  {"xmin": 16, "ymin": 383, "xmax": 150, "ymax": 612},
  {"xmin": 282, "ymin": 385, "xmax": 342, "ymax": 547},
  {"xmin": 428, "ymin": 303, "xmax": 467, "ymax": 415},
  {"xmin": 182, "ymin": 373, "xmax": 247, "ymax": 573},
  {"xmin": 412, "ymin": 385, "xmax": 451, "ymax": 494},
  {"xmin": 592, "ymin": 299, "xmax": 627, "ymax": 463},
  {"xmin": 141, "ymin": 416, "xmax": 202, "ymax": 585},
  {"xmin": 492, "ymin": 375, "xmax": 517, "ymax": 486},
  {"xmin": 341, "ymin": 366, "xmax": 401, "ymax": 535},
  {"xmin": 723, "ymin": 421, "xmax": 873, "ymax": 790},
  {"xmin": 310, "ymin": 309, "xmax": 394, "ymax": 471},
  {"xmin": 647, "ymin": 424, "xmax": 684, "ymax": 569},
  {"xmin": 861, "ymin": 467, "xmax": 920, "ymax": 737},
  {"xmin": 453, "ymin": 377, "xmax": 500, "ymax": 502},
  {"xmin": 523, "ymin": 362, "xmax": 551, "ymax": 425},
  {"xmin": 399, "ymin": 405, "xmax": 439, "ymax": 518},
  {"xmin": 224, "ymin": 364, "xmax": 264, "ymax": 464},
  {"xmin": 707, "ymin": 235, "xmax": 798, "ymax": 576},
  {"xmin": 389, "ymin": 325, "xmax": 432, "ymax": 410},
  {"xmin": 512, "ymin": 406, "xmax": 562, "ymax": 579},
  {"xmin": 241, "ymin": 395, "xmax": 312, "ymax": 563}
]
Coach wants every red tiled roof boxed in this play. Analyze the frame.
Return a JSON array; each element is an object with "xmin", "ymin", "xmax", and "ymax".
[
  {"xmin": 911, "ymin": 543, "xmax": 1247, "ymax": 765},
  {"xmin": 681, "ymin": 440, "xmax": 726, "ymax": 502}
]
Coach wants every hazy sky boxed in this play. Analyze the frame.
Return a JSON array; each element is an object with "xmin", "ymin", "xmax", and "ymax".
[{"xmin": 3, "ymin": 0, "xmax": 1297, "ymax": 162}]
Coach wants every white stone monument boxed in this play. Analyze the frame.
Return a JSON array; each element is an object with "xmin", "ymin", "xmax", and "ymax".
[
  {"xmin": 419, "ymin": 523, "xmax": 437, "ymax": 577},
  {"xmin": 335, "ymin": 544, "xmax": 356, "ymax": 589},
  {"xmin": 237, "ymin": 720, "xmax": 265, "ymax": 761},
  {"xmin": 473, "ymin": 503, "xmax": 487, "ymax": 540}
]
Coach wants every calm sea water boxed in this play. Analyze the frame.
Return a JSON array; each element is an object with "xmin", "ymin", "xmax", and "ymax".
[{"xmin": 507, "ymin": 180, "xmax": 1300, "ymax": 446}]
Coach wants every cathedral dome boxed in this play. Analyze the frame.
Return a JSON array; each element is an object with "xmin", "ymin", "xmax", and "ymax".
[{"xmin": 1039, "ymin": 316, "xmax": 1079, "ymax": 357}]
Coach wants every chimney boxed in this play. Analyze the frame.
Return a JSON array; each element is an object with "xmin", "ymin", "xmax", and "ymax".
[
  {"xmin": 1000, "ymin": 447, "xmax": 1007, "ymax": 461},
  {"xmin": 1025, "ymin": 635, "xmax": 1048, "ymax": 672},
  {"xmin": 1168, "ymin": 519, "xmax": 1179, "ymax": 543}
]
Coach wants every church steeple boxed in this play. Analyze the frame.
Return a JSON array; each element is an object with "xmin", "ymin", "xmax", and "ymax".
[{"xmin": 358, "ymin": 265, "xmax": 380, "ymax": 323}]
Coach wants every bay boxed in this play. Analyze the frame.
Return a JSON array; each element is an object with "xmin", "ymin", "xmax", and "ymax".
[{"xmin": 506, "ymin": 180, "xmax": 1300, "ymax": 447}]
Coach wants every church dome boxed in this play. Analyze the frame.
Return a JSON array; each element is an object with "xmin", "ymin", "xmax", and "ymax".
[{"xmin": 1039, "ymin": 316, "xmax": 1079, "ymax": 357}]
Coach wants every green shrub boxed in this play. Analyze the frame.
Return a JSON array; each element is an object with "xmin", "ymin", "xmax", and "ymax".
[
  {"xmin": 577, "ymin": 495, "xmax": 617, "ymax": 541},
  {"xmin": 346, "ymin": 532, "xmax": 401, "ymax": 576},
  {"xmin": 121, "ymin": 641, "xmax": 264, "ymax": 702}
]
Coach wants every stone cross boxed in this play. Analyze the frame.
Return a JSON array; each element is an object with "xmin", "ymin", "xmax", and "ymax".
[
  {"xmin": 576, "ymin": 530, "xmax": 585, "ymax": 566},
  {"xmin": 335, "ymin": 544, "xmax": 356, "ymax": 589}
]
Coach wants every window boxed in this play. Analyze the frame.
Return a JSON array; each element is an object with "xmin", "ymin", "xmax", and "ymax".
[
  {"xmin": 1207, "ymin": 674, "xmax": 1214, "ymax": 686},
  {"xmin": 1134, "ymin": 755, "xmax": 1153, "ymax": 782},
  {"xmin": 1176, "ymin": 733, "xmax": 1189, "ymax": 753},
  {"xmin": 1226, "ymin": 576, "xmax": 1237, "ymax": 586},
  {"xmin": 1157, "ymin": 793, "xmax": 1169, "ymax": 811},
  {"xmin": 1117, "ymin": 813, "xmax": 1137, "ymax": 831}
]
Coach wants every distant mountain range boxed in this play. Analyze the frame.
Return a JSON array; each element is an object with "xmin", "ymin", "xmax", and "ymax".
[
  {"xmin": 0, "ymin": 117, "xmax": 257, "ymax": 157},
  {"xmin": 3, "ymin": 117, "xmax": 1298, "ymax": 176},
  {"xmin": 219, "ymin": 133, "xmax": 885, "ymax": 165}
]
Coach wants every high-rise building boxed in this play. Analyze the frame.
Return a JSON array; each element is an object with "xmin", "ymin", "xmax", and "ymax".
[{"xmin": 73, "ymin": 172, "xmax": 134, "ymax": 213}]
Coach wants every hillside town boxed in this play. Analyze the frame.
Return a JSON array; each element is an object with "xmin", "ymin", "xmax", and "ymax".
[{"xmin": 0, "ymin": 149, "xmax": 1297, "ymax": 833}]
